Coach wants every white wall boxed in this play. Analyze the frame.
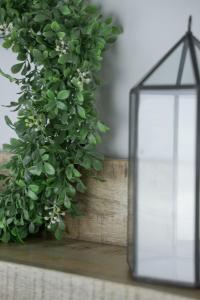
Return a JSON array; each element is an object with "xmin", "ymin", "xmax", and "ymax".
[
  {"xmin": 94, "ymin": 0, "xmax": 200, "ymax": 158},
  {"xmin": 0, "ymin": 40, "xmax": 18, "ymax": 149},
  {"xmin": 1, "ymin": 0, "xmax": 200, "ymax": 157}
]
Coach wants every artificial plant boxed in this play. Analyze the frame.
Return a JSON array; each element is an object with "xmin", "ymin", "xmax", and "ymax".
[{"xmin": 0, "ymin": 0, "xmax": 121, "ymax": 242}]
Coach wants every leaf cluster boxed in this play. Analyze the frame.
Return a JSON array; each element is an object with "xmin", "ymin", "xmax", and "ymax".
[{"xmin": 0, "ymin": 0, "xmax": 121, "ymax": 242}]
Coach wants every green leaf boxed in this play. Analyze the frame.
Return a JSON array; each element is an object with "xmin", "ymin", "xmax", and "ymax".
[
  {"xmin": 105, "ymin": 17, "xmax": 113, "ymax": 25},
  {"xmin": 34, "ymin": 14, "xmax": 49, "ymax": 22},
  {"xmin": 77, "ymin": 106, "xmax": 86, "ymax": 119},
  {"xmin": 16, "ymin": 180, "xmax": 26, "ymax": 187},
  {"xmin": 44, "ymin": 99, "xmax": 56, "ymax": 112},
  {"xmin": 0, "ymin": 67, "xmax": 16, "ymax": 82},
  {"xmin": 64, "ymin": 196, "xmax": 71, "ymax": 209},
  {"xmin": 76, "ymin": 181, "xmax": 87, "ymax": 193},
  {"xmin": 88, "ymin": 134, "xmax": 96, "ymax": 145},
  {"xmin": 3, "ymin": 39, "xmax": 12, "ymax": 49},
  {"xmin": 0, "ymin": 221, "xmax": 4, "ymax": 229},
  {"xmin": 23, "ymin": 156, "xmax": 31, "ymax": 166},
  {"xmin": 42, "ymin": 154, "xmax": 49, "ymax": 161},
  {"xmin": 58, "ymin": 54, "xmax": 68, "ymax": 64},
  {"xmin": 73, "ymin": 168, "xmax": 81, "ymax": 178},
  {"xmin": 60, "ymin": 5, "xmax": 70, "ymax": 16},
  {"xmin": 1, "ymin": 232, "xmax": 10, "ymax": 243},
  {"xmin": 27, "ymin": 190, "xmax": 38, "ymax": 201},
  {"xmin": 92, "ymin": 159, "xmax": 103, "ymax": 171},
  {"xmin": 17, "ymin": 53, "xmax": 26, "ymax": 61},
  {"xmin": 7, "ymin": 218, "xmax": 13, "ymax": 225},
  {"xmin": 57, "ymin": 101, "xmax": 67, "ymax": 110},
  {"xmin": 59, "ymin": 220, "xmax": 66, "ymax": 231},
  {"xmin": 97, "ymin": 121, "xmax": 109, "ymax": 133},
  {"xmin": 29, "ymin": 223, "xmax": 35, "ymax": 234},
  {"xmin": 55, "ymin": 227, "xmax": 64, "ymax": 240},
  {"xmin": 67, "ymin": 184, "xmax": 76, "ymax": 197},
  {"xmin": 65, "ymin": 53, "xmax": 79, "ymax": 64},
  {"xmin": 85, "ymin": 5, "xmax": 98, "ymax": 14},
  {"xmin": 43, "ymin": 50, "xmax": 48, "ymax": 59},
  {"xmin": 11, "ymin": 63, "xmax": 24, "ymax": 74},
  {"xmin": 80, "ymin": 128, "xmax": 88, "ymax": 140},
  {"xmin": 29, "ymin": 184, "xmax": 39, "ymax": 193},
  {"xmin": 43, "ymin": 31, "xmax": 55, "ymax": 39},
  {"xmin": 12, "ymin": 44, "xmax": 20, "ymax": 53},
  {"xmin": 57, "ymin": 32, "xmax": 66, "ymax": 39},
  {"xmin": 112, "ymin": 26, "xmax": 123, "ymax": 35},
  {"xmin": 57, "ymin": 90, "xmax": 70, "ymax": 100},
  {"xmin": 51, "ymin": 21, "xmax": 60, "ymax": 32},
  {"xmin": 4, "ymin": 116, "xmax": 14, "ymax": 129},
  {"xmin": 10, "ymin": 138, "xmax": 21, "ymax": 147},
  {"xmin": 32, "ymin": 49, "xmax": 43, "ymax": 63},
  {"xmin": 81, "ymin": 156, "xmax": 91, "ymax": 169},
  {"xmin": 3, "ymin": 143, "xmax": 12, "ymax": 152},
  {"xmin": 64, "ymin": 68, "xmax": 70, "ymax": 77},
  {"xmin": 3, "ymin": 101, "xmax": 18, "ymax": 108},
  {"xmin": 45, "ymin": 187, "xmax": 52, "ymax": 197},
  {"xmin": 77, "ymin": 92, "xmax": 84, "ymax": 103},
  {"xmin": 47, "ymin": 90, "xmax": 55, "ymax": 100},
  {"xmin": 24, "ymin": 210, "xmax": 29, "ymax": 220},
  {"xmin": 39, "ymin": 149, "xmax": 46, "ymax": 155},
  {"xmin": 44, "ymin": 163, "xmax": 55, "ymax": 175},
  {"xmin": 28, "ymin": 165, "xmax": 42, "ymax": 176},
  {"xmin": 65, "ymin": 166, "xmax": 73, "ymax": 181}
]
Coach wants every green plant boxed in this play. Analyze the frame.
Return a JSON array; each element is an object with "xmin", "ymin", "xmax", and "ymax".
[{"xmin": 0, "ymin": 0, "xmax": 121, "ymax": 242}]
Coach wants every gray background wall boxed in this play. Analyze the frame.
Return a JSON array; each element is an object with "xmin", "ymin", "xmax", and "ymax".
[
  {"xmin": 0, "ymin": 40, "xmax": 18, "ymax": 148},
  {"xmin": 1, "ymin": 0, "xmax": 200, "ymax": 158}
]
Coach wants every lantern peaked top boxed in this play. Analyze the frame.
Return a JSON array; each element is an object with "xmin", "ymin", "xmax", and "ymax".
[
  {"xmin": 131, "ymin": 16, "xmax": 200, "ymax": 91},
  {"xmin": 188, "ymin": 15, "xmax": 192, "ymax": 32}
]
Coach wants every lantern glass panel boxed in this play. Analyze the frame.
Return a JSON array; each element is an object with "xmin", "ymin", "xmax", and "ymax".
[
  {"xmin": 143, "ymin": 44, "xmax": 183, "ymax": 86},
  {"xmin": 133, "ymin": 89, "xmax": 197, "ymax": 284},
  {"xmin": 194, "ymin": 43, "xmax": 200, "ymax": 73}
]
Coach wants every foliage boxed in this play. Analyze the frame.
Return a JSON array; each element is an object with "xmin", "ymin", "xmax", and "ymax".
[{"xmin": 0, "ymin": 0, "xmax": 121, "ymax": 242}]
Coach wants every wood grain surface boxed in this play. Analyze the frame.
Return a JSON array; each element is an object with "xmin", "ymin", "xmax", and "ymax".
[
  {"xmin": 0, "ymin": 152, "xmax": 10, "ymax": 164},
  {"xmin": 66, "ymin": 159, "xmax": 128, "ymax": 246},
  {"xmin": 0, "ymin": 238, "xmax": 198, "ymax": 300}
]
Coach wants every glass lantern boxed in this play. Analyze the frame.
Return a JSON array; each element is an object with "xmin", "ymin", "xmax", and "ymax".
[{"xmin": 128, "ymin": 17, "xmax": 200, "ymax": 287}]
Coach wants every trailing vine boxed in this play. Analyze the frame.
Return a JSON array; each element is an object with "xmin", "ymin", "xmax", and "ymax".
[{"xmin": 0, "ymin": 0, "xmax": 121, "ymax": 242}]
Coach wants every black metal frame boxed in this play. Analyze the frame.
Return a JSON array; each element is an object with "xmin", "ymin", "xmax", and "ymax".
[{"xmin": 128, "ymin": 16, "xmax": 200, "ymax": 288}]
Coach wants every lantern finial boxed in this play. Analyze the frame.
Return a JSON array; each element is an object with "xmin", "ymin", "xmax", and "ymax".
[{"xmin": 188, "ymin": 15, "xmax": 192, "ymax": 32}]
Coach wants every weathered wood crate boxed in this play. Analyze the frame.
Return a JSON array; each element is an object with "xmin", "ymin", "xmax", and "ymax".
[
  {"xmin": 66, "ymin": 159, "xmax": 128, "ymax": 246},
  {"xmin": 0, "ymin": 152, "xmax": 10, "ymax": 164},
  {"xmin": 0, "ymin": 152, "xmax": 128, "ymax": 246}
]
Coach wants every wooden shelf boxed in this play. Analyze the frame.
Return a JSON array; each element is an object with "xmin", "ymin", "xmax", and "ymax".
[{"xmin": 0, "ymin": 238, "xmax": 199, "ymax": 300}]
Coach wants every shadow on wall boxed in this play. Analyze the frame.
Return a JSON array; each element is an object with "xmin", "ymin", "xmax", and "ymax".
[{"xmin": 97, "ymin": 21, "xmax": 121, "ymax": 157}]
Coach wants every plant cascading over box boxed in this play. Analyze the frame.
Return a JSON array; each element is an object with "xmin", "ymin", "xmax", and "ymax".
[{"xmin": 0, "ymin": 0, "xmax": 121, "ymax": 243}]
